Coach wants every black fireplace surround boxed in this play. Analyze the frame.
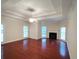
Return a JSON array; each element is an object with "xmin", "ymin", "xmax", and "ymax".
[{"xmin": 49, "ymin": 32, "xmax": 57, "ymax": 40}]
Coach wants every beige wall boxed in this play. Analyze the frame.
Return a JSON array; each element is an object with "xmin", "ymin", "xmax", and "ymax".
[{"xmin": 1, "ymin": 18, "xmax": 29, "ymax": 44}]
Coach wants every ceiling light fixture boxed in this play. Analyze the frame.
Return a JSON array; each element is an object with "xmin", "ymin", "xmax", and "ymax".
[
  {"xmin": 27, "ymin": 7, "xmax": 35, "ymax": 12},
  {"xmin": 29, "ymin": 18, "xmax": 36, "ymax": 23}
]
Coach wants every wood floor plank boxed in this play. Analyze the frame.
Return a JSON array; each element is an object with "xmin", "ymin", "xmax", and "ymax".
[{"xmin": 1, "ymin": 38, "xmax": 70, "ymax": 59}]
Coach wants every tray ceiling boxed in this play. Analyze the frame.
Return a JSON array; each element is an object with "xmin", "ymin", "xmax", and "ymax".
[{"xmin": 1, "ymin": 0, "xmax": 73, "ymax": 21}]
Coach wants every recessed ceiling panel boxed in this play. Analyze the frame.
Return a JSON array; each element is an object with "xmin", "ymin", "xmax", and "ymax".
[{"xmin": 1, "ymin": 0, "xmax": 73, "ymax": 21}]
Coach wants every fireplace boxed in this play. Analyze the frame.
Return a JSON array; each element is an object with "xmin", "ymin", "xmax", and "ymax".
[{"xmin": 49, "ymin": 32, "xmax": 57, "ymax": 40}]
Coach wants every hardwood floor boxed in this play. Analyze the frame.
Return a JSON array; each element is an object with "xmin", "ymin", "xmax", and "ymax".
[{"xmin": 1, "ymin": 38, "xmax": 70, "ymax": 59}]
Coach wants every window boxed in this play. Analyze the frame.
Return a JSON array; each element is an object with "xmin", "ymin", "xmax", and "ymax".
[
  {"xmin": 1, "ymin": 24, "xmax": 3, "ymax": 42},
  {"xmin": 41, "ymin": 26, "xmax": 47, "ymax": 38},
  {"xmin": 60, "ymin": 27, "xmax": 66, "ymax": 40},
  {"xmin": 23, "ymin": 26, "xmax": 28, "ymax": 38}
]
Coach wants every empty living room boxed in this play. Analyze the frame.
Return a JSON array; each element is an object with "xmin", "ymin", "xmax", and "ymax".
[{"xmin": 1, "ymin": 0, "xmax": 77, "ymax": 59}]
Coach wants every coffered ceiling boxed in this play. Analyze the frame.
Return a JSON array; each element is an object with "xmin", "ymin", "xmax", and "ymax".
[{"xmin": 1, "ymin": 0, "xmax": 74, "ymax": 21}]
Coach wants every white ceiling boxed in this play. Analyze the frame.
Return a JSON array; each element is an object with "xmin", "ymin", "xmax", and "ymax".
[{"xmin": 1, "ymin": 0, "xmax": 73, "ymax": 21}]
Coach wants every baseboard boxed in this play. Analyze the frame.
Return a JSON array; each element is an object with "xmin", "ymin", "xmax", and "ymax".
[
  {"xmin": 1, "ymin": 38, "xmax": 49, "ymax": 45},
  {"xmin": 1, "ymin": 38, "xmax": 40, "ymax": 45},
  {"xmin": 1, "ymin": 39, "xmax": 24, "ymax": 45}
]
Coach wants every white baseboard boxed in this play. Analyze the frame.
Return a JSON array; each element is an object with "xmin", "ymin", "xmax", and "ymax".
[{"xmin": 1, "ymin": 39, "xmax": 23, "ymax": 45}]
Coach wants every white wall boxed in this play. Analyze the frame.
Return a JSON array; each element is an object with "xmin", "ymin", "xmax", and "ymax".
[
  {"xmin": 29, "ymin": 21, "xmax": 39, "ymax": 39},
  {"xmin": 2, "ymin": 17, "xmax": 59, "ymax": 43},
  {"xmin": 39, "ymin": 20, "xmax": 59, "ymax": 39},
  {"xmin": 57, "ymin": 2, "xmax": 77, "ymax": 59},
  {"xmin": 29, "ymin": 20, "xmax": 59, "ymax": 39},
  {"xmin": 66, "ymin": 4, "xmax": 77, "ymax": 59},
  {"xmin": 1, "ymin": 18, "xmax": 29, "ymax": 44},
  {"xmin": 57, "ymin": 19, "xmax": 68, "ymax": 39}
]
